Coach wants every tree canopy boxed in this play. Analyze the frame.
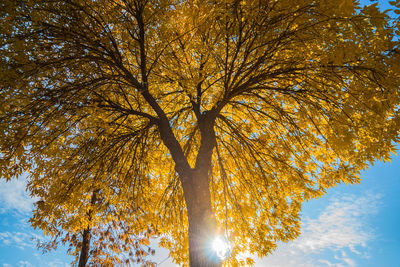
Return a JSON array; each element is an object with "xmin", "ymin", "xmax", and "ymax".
[{"xmin": 1, "ymin": 0, "xmax": 400, "ymax": 266}]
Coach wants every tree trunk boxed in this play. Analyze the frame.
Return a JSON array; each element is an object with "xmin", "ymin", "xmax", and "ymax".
[
  {"xmin": 78, "ymin": 227, "xmax": 91, "ymax": 267},
  {"xmin": 78, "ymin": 191, "xmax": 97, "ymax": 267},
  {"xmin": 182, "ymin": 170, "xmax": 222, "ymax": 267},
  {"xmin": 158, "ymin": 109, "xmax": 219, "ymax": 266}
]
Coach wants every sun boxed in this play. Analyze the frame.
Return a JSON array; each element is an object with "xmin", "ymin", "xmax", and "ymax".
[{"xmin": 212, "ymin": 236, "xmax": 231, "ymax": 260}]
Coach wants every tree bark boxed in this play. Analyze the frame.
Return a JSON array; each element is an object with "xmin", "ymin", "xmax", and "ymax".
[
  {"xmin": 157, "ymin": 105, "xmax": 220, "ymax": 265},
  {"xmin": 78, "ymin": 191, "xmax": 97, "ymax": 267},
  {"xmin": 182, "ymin": 170, "xmax": 222, "ymax": 267},
  {"xmin": 183, "ymin": 112, "xmax": 220, "ymax": 267},
  {"xmin": 78, "ymin": 227, "xmax": 91, "ymax": 267}
]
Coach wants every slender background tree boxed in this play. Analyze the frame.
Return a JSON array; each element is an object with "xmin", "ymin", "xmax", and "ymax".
[{"xmin": 1, "ymin": 0, "xmax": 400, "ymax": 266}]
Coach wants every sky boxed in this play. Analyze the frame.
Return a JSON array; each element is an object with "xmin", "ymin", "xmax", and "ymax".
[{"xmin": 1, "ymin": 0, "xmax": 399, "ymax": 267}]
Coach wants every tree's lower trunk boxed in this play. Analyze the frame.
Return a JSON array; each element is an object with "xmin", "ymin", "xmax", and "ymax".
[
  {"xmin": 78, "ymin": 227, "xmax": 91, "ymax": 267},
  {"xmin": 183, "ymin": 171, "xmax": 222, "ymax": 267}
]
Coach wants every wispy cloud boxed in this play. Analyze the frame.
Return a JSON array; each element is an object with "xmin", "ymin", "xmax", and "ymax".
[
  {"xmin": 296, "ymin": 192, "xmax": 379, "ymax": 253},
  {"xmin": 18, "ymin": 260, "xmax": 34, "ymax": 267},
  {"xmin": 44, "ymin": 259, "xmax": 70, "ymax": 267},
  {"xmin": 255, "ymin": 192, "xmax": 381, "ymax": 267},
  {"xmin": 0, "ymin": 177, "xmax": 37, "ymax": 215},
  {"xmin": 0, "ymin": 231, "xmax": 43, "ymax": 250}
]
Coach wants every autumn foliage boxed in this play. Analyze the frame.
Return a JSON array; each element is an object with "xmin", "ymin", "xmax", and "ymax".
[{"xmin": 1, "ymin": 0, "xmax": 400, "ymax": 266}]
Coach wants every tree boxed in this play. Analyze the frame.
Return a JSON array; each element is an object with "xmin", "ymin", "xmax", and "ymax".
[
  {"xmin": 1, "ymin": 0, "xmax": 400, "ymax": 266},
  {"xmin": 31, "ymin": 188, "xmax": 156, "ymax": 266}
]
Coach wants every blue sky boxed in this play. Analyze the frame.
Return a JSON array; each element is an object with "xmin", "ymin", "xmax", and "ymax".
[{"xmin": 1, "ymin": 0, "xmax": 399, "ymax": 266}]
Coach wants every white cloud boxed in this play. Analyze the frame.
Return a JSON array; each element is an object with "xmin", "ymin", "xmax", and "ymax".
[
  {"xmin": 318, "ymin": 259, "xmax": 335, "ymax": 266},
  {"xmin": 295, "ymin": 192, "xmax": 379, "ymax": 253},
  {"xmin": 255, "ymin": 192, "xmax": 381, "ymax": 267},
  {"xmin": 18, "ymin": 261, "xmax": 33, "ymax": 267},
  {"xmin": 44, "ymin": 259, "xmax": 70, "ymax": 267},
  {"xmin": 342, "ymin": 257, "xmax": 355, "ymax": 267},
  {"xmin": 0, "ymin": 177, "xmax": 37, "ymax": 215},
  {"xmin": 0, "ymin": 231, "xmax": 43, "ymax": 250}
]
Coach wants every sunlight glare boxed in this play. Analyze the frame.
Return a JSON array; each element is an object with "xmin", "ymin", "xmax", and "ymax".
[{"xmin": 212, "ymin": 236, "xmax": 231, "ymax": 260}]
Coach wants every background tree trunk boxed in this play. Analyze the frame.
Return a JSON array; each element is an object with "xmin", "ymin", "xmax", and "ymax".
[
  {"xmin": 78, "ymin": 227, "xmax": 91, "ymax": 267},
  {"xmin": 78, "ymin": 191, "xmax": 97, "ymax": 267}
]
